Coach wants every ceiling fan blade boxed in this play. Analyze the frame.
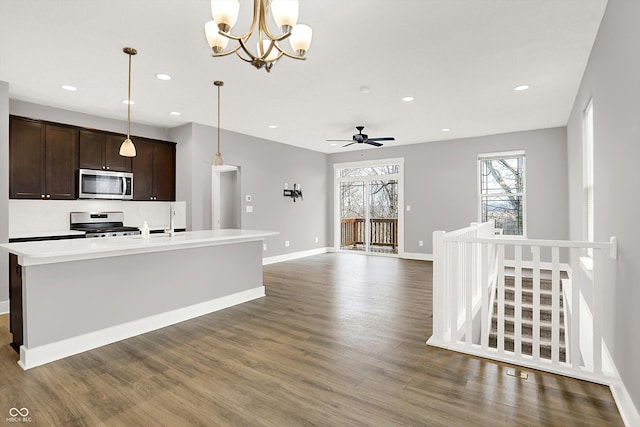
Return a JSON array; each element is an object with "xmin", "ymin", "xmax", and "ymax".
[
  {"xmin": 342, "ymin": 142, "xmax": 357, "ymax": 147},
  {"xmin": 326, "ymin": 139, "xmax": 353, "ymax": 142},
  {"xmin": 365, "ymin": 141, "xmax": 384, "ymax": 147},
  {"xmin": 367, "ymin": 137, "xmax": 395, "ymax": 141}
]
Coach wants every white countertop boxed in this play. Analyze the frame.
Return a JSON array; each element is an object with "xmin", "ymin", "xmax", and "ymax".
[{"xmin": 1, "ymin": 229, "xmax": 278, "ymax": 266}]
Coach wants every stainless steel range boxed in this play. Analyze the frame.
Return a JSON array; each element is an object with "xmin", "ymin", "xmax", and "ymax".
[{"xmin": 70, "ymin": 212, "xmax": 141, "ymax": 238}]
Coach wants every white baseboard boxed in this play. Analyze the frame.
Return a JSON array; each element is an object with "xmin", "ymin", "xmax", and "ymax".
[
  {"xmin": 602, "ymin": 328, "xmax": 640, "ymax": 426},
  {"xmin": 0, "ymin": 300, "xmax": 8, "ymax": 315},
  {"xmin": 402, "ymin": 252, "xmax": 433, "ymax": 261},
  {"xmin": 263, "ymin": 247, "xmax": 331, "ymax": 265},
  {"xmin": 18, "ymin": 286, "xmax": 265, "ymax": 370}
]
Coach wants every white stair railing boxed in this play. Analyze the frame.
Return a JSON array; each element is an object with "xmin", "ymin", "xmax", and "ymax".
[{"xmin": 428, "ymin": 221, "xmax": 618, "ymax": 384}]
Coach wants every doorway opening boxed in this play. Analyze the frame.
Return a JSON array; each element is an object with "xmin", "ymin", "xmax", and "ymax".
[{"xmin": 334, "ymin": 159, "xmax": 404, "ymax": 256}]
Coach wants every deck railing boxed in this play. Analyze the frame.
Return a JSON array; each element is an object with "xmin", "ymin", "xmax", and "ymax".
[
  {"xmin": 341, "ymin": 218, "xmax": 397, "ymax": 249},
  {"xmin": 428, "ymin": 221, "xmax": 618, "ymax": 384}
]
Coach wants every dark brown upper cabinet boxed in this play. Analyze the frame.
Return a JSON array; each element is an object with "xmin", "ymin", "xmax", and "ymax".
[
  {"xmin": 79, "ymin": 129, "xmax": 132, "ymax": 172},
  {"xmin": 132, "ymin": 138, "xmax": 176, "ymax": 201},
  {"xmin": 10, "ymin": 116, "xmax": 78, "ymax": 200}
]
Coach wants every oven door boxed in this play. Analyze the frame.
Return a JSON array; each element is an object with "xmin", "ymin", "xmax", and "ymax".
[{"xmin": 78, "ymin": 169, "xmax": 133, "ymax": 200}]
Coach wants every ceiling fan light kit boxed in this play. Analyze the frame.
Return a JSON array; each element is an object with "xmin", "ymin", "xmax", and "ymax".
[
  {"xmin": 204, "ymin": 0, "xmax": 313, "ymax": 72},
  {"xmin": 326, "ymin": 126, "xmax": 396, "ymax": 148}
]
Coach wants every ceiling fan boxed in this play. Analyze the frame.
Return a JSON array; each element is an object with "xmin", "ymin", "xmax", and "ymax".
[{"xmin": 327, "ymin": 126, "xmax": 395, "ymax": 147}]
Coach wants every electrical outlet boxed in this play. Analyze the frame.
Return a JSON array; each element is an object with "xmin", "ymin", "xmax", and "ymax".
[
  {"xmin": 246, "ymin": 206, "xmax": 253, "ymax": 213},
  {"xmin": 406, "ymin": 205, "xmax": 411, "ymax": 211},
  {"xmin": 263, "ymin": 243, "xmax": 267, "ymax": 251},
  {"xmin": 285, "ymin": 240, "xmax": 290, "ymax": 247},
  {"xmin": 419, "ymin": 240, "xmax": 424, "ymax": 247},
  {"xmin": 284, "ymin": 183, "xmax": 288, "ymax": 189},
  {"xmin": 315, "ymin": 237, "xmax": 319, "ymax": 243}
]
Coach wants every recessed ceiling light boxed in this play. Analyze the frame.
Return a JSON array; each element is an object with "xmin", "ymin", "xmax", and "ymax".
[
  {"xmin": 441, "ymin": 128, "xmax": 451, "ymax": 132},
  {"xmin": 331, "ymin": 143, "xmax": 338, "ymax": 146},
  {"xmin": 170, "ymin": 111, "xmax": 181, "ymax": 116},
  {"xmin": 156, "ymin": 73, "xmax": 171, "ymax": 80},
  {"xmin": 360, "ymin": 86, "xmax": 371, "ymax": 94},
  {"xmin": 268, "ymin": 125, "xmax": 278, "ymax": 129},
  {"xmin": 402, "ymin": 96, "xmax": 415, "ymax": 102},
  {"xmin": 122, "ymin": 100, "xmax": 135, "ymax": 105},
  {"xmin": 513, "ymin": 84, "xmax": 530, "ymax": 91},
  {"xmin": 61, "ymin": 85, "xmax": 77, "ymax": 91}
]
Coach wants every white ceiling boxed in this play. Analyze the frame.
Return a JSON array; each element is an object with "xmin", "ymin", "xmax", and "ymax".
[{"xmin": 0, "ymin": 0, "xmax": 607, "ymax": 153}]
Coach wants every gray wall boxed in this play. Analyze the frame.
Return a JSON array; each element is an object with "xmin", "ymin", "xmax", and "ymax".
[
  {"xmin": 0, "ymin": 82, "xmax": 9, "ymax": 305},
  {"xmin": 173, "ymin": 122, "xmax": 330, "ymax": 257},
  {"xmin": 566, "ymin": 1, "xmax": 640, "ymax": 410},
  {"xmin": 328, "ymin": 127, "xmax": 569, "ymax": 254}
]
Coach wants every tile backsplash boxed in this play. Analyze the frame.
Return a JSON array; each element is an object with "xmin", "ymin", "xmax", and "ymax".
[{"xmin": 9, "ymin": 200, "xmax": 186, "ymax": 238}]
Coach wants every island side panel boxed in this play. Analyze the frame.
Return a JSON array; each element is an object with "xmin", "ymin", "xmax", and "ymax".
[
  {"xmin": 9, "ymin": 253, "xmax": 23, "ymax": 353},
  {"xmin": 21, "ymin": 240, "xmax": 263, "ymax": 349}
]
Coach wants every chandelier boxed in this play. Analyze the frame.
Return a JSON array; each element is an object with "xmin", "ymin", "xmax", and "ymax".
[{"xmin": 204, "ymin": 0, "xmax": 313, "ymax": 72}]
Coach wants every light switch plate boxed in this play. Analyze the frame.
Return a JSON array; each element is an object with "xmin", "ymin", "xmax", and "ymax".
[{"xmin": 246, "ymin": 195, "xmax": 252, "ymax": 202}]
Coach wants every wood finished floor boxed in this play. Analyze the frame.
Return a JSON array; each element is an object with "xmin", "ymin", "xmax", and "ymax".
[{"xmin": 0, "ymin": 253, "xmax": 624, "ymax": 426}]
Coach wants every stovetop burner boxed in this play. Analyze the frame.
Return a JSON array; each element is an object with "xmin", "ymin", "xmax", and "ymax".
[{"xmin": 70, "ymin": 212, "xmax": 140, "ymax": 237}]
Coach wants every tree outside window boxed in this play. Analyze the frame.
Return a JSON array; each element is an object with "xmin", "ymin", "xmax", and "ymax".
[{"xmin": 479, "ymin": 153, "xmax": 525, "ymax": 236}]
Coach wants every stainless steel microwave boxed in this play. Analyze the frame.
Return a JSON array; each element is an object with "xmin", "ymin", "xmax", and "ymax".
[{"xmin": 78, "ymin": 169, "xmax": 133, "ymax": 200}]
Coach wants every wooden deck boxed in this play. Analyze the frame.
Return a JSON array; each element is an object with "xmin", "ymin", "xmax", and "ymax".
[{"xmin": 0, "ymin": 253, "xmax": 623, "ymax": 426}]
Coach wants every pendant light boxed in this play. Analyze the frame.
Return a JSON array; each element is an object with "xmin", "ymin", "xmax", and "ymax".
[
  {"xmin": 120, "ymin": 47, "xmax": 137, "ymax": 157},
  {"xmin": 213, "ymin": 80, "xmax": 224, "ymax": 166}
]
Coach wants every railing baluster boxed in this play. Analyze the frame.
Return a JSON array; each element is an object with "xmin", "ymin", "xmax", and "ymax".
[
  {"xmin": 570, "ymin": 248, "xmax": 581, "ymax": 369},
  {"xmin": 497, "ymin": 244, "xmax": 505, "ymax": 353},
  {"xmin": 514, "ymin": 245, "xmax": 523, "ymax": 357},
  {"xmin": 552, "ymin": 247, "xmax": 560, "ymax": 365},
  {"xmin": 450, "ymin": 242, "xmax": 459, "ymax": 343},
  {"xmin": 532, "ymin": 246, "xmax": 541, "ymax": 361},
  {"xmin": 465, "ymin": 241, "xmax": 473, "ymax": 346},
  {"xmin": 481, "ymin": 243, "xmax": 489, "ymax": 350},
  {"xmin": 432, "ymin": 232, "xmax": 444, "ymax": 342},
  {"xmin": 593, "ymin": 250, "xmax": 602, "ymax": 374}
]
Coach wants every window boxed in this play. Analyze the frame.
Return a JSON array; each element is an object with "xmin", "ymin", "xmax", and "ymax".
[
  {"xmin": 584, "ymin": 99, "xmax": 594, "ymax": 255},
  {"xmin": 478, "ymin": 152, "xmax": 526, "ymax": 236}
]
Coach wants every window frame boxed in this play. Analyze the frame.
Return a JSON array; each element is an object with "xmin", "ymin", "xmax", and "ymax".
[
  {"xmin": 477, "ymin": 150, "xmax": 527, "ymax": 237},
  {"xmin": 583, "ymin": 98, "xmax": 594, "ymax": 257}
]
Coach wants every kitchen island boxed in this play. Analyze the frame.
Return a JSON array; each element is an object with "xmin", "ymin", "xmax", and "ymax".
[{"xmin": 1, "ymin": 229, "xmax": 277, "ymax": 369}]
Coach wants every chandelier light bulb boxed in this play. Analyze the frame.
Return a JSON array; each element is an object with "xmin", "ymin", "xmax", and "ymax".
[
  {"xmin": 211, "ymin": 0, "xmax": 240, "ymax": 32},
  {"xmin": 271, "ymin": 0, "xmax": 299, "ymax": 32},
  {"xmin": 258, "ymin": 40, "xmax": 279, "ymax": 62},
  {"xmin": 289, "ymin": 24, "xmax": 312, "ymax": 55},
  {"xmin": 205, "ymin": 20, "xmax": 230, "ymax": 53}
]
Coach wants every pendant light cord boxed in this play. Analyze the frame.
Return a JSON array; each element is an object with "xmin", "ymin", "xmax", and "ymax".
[
  {"xmin": 127, "ymin": 52, "xmax": 132, "ymax": 139},
  {"xmin": 217, "ymin": 83, "xmax": 221, "ymax": 154}
]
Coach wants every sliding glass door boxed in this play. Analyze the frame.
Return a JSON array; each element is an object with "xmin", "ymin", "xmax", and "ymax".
[{"xmin": 335, "ymin": 160, "xmax": 403, "ymax": 256}]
